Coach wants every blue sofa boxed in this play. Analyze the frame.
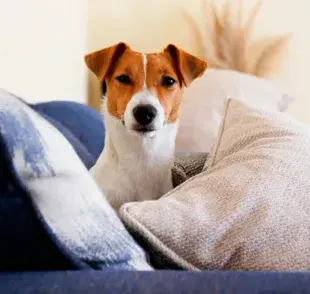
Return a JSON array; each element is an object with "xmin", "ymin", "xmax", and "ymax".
[
  {"xmin": 0, "ymin": 92, "xmax": 309, "ymax": 293},
  {"xmin": 1, "ymin": 271, "xmax": 310, "ymax": 293}
]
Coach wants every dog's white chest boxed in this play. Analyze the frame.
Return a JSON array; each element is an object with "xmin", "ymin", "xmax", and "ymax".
[
  {"xmin": 91, "ymin": 117, "xmax": 177, "ymax": 211},
  {"xmin": 91, "ymin": 149, "xmax": 173, "ymax": 210}
]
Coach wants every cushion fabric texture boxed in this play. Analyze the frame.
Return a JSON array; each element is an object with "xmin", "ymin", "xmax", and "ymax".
[
  {"xmin": 172, "ymin": 152, "xmax": 208, "ymax": 187},
  {"xmin": 120, "ymin": 98, "xmax": 310, "ymax": 271}
]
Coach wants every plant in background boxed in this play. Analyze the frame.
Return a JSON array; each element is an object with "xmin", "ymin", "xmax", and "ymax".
[{"xmin": 181, "ymin": 0, "xmax": 292, "ymax": 78}]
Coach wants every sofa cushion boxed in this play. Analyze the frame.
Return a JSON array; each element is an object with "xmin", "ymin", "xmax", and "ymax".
[
  {"xmin": 120, "ymin": 98, "xmax": 310, "ymax": 271},
  {"xmin": 31, "ymin": 99, "xmax": 105, "ymax": 169},
  {"xmin": 0, "ymin": 89, "xmax": 151, "ymax": 271},
  {"xmin": 176, "ymin": 69, "xmax": 295, "ymax": 153}
]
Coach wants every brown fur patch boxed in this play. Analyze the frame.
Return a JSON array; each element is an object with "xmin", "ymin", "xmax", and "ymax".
[
  {"xmin": 105, "ymin": 51, "xmax": 144, "ymax": 120},
  {"xmin": 146, "ymin": 53, "xmax": 183, "ymax": 123}
]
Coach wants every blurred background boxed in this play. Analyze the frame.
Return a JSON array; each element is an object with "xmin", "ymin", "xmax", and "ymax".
[{"xmin": 0, "ymin": 0, "xmax": 308, "ymax": 122}]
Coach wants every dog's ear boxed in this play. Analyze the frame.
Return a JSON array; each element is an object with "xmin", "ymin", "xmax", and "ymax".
[
  {"xmin": 163, "ymin": 44, "xmax": 207, "ymax": 87},
  {"xmin": 84, "ymin": 42, "xmax": 130, "ymax": 82}
]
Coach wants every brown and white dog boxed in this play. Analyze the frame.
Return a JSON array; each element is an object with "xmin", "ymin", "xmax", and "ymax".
[{"xmin": 85, "ymin": 42, "xmax": 207, "ymax": 210}]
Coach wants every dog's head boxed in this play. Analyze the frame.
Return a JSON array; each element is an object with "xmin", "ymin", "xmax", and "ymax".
[{"xmin": 85, "ymin": 42, "xmax": 207, "ymax": 137}]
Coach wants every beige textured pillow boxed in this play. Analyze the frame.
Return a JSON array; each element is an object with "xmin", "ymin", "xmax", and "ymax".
[{"xmin": 120, "ymin": 98, "xmax": 310, "ymax": 271}]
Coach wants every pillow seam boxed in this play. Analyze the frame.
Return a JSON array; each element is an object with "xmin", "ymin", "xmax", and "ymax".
[{"xmin": 204, "ymin": 98, "xmax": 232, "ymax": 172}]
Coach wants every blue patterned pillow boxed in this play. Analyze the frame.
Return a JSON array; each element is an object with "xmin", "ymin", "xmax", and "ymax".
[{"xmin": 0, "ymin": 89, "xmax": 152, "ymax": 270}]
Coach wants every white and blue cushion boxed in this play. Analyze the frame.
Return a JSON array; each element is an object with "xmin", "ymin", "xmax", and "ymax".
[{"xmin": 0, "ymin": 89, "xmax": 152, "ymax": 271}]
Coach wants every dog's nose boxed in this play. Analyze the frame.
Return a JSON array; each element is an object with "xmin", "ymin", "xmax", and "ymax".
[{"xmin": 133, "ymin": 105, "xmax": 157, "ymax": 126}]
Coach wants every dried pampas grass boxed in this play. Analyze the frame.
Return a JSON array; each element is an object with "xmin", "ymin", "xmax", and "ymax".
[{"xmin": 181, "ymin": 0, "xmax": 292, "ymax": 78}]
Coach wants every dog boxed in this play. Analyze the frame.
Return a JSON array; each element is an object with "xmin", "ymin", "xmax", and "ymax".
[{"xmin": 85, "ymin": 42, "xmax": 207, "ymax": 210}]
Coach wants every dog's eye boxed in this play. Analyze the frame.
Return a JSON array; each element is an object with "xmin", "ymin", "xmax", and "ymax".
[
  {"xmin": 116, "ymin": 75, "xmax": 131, "ymax": 84},
  {"xmin": 101, "ymin": 81, "xmax": 107, "ymax": 96},
  {"xmin": 161, "ymin": 76, "xmax": 176, "ymax": 87}
]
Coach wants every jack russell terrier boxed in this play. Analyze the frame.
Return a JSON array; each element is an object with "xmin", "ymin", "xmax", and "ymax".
[{"xmin": 85, "ymin": 42, "xmax": 207, "ymax": 210}]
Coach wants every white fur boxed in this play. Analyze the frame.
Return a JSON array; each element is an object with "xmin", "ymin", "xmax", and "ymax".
[
  {"xmin": 91, "ymin": 54, "xmax": 178, "ymax": 211},
  {"xmin": 91, "ymin": 100, "xmax": 177, "ymax": 210},
  {"xmin": 142, "ymin": 53, "xmax": 147, "ymax": 87},
  {"xmin": 124, "ymin": 54, "xmax": 165, "ymax": 136}
]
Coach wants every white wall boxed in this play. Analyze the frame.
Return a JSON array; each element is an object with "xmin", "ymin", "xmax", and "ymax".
[
  {"xmin": 1, "ymin": 0, "xmax": 309, "ymax": 124},
  {"xmin": 230, "ymin": 0, "xmax": 310, "ymax": 123},
  {"xmin": 0, "ymin": 0, "xmax": 88, "ymax": 103}
]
